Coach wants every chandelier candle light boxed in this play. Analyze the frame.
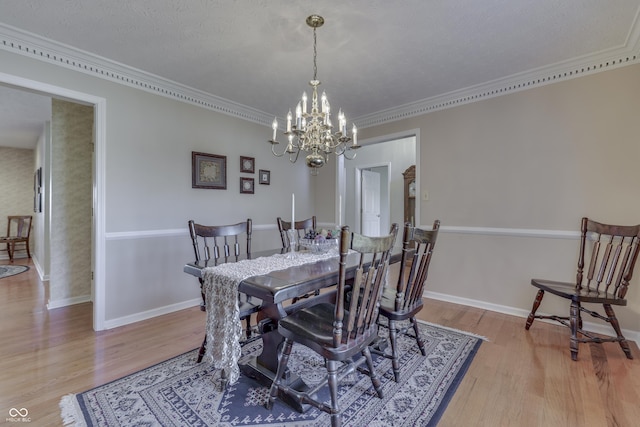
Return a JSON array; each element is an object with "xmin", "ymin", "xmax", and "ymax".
[{"xmin": 269, "ymin": 15, "xmax": 360, "ymax": 174}]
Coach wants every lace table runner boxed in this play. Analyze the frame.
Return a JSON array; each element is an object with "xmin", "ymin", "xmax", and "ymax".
[{"xmin": 202, "ymin": 248, "xmax": 340, "ymax": 384}]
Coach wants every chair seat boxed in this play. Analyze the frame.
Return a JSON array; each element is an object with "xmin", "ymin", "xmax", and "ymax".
[
  {"xmin": 280, "ymin": 303, "xmax": 379, "ymax": 362},
  {"xmin": 378, "ymin": 288, "xmax": 424, "ymax": 320},
  {"xmin": 531, "ymin": 278, "xmax": 626, "ymax": 305}
]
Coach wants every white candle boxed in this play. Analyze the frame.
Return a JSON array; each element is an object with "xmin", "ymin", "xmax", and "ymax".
[
  {"xmin": 352, "ymin": 124, "xmax": 358, "ymax": 146},
  {"xmin": 338, "ymin": 195, "xmax": 342, "ymax": 227},
  {"xmin": 291, "ymin": 193, "xmax": 295, "ymax": 230},
  {"xmin": 272, "ymin": 118, "xmax": 278, "ymax": 140},
  {"xmin": 302, "ymin": 92, "xmax": 307, "ymax": 114},
  {"xmin": 286, "ymin": 110, "xmax": 292, "ymax": 133}
]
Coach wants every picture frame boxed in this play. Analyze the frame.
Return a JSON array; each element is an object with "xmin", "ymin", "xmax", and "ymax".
[
  {"xmin": 259, "ymin": 169, "xmax": 270, "ymax": 185},
  {"xmin": 240, "ymin": 177, "xmax": 255, "ymax": 194},
  {"xmin": 192, "ymin": 151, "xmax": 227, "ymax": 189},
  {"xmin": 240, "ymin": 156, "xmax": 255, "ymax": 173}
]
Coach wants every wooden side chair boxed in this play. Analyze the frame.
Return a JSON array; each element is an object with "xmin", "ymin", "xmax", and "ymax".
[
  {"xmin": 277, "ymin": 216, "xmax": 316, "ymax": 248},
  {"xmin": 188, "ymin": 219, "xmax": 261, "ymax": 363},
  {"xmin": 266, "ymin": 223, "xmax": 399, "ymax": 427},
  {"xmin": 376, "ymin": 220, "xmax": 440, "ymax": 382},
  {"xmin": 0, "ymin": 215, "xmax": 33, "ymax": 263},
  {"xmin": 277, "ymin": 215, "xmax": 318, "ymax": 302},
  {"xmin": 525, "ymin": 217, "xmax": 640, "ymax": 361}
]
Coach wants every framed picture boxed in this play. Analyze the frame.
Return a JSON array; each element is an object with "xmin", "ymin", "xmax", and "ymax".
[
  {"xmin": 240, "ymin": 177, "xmax": 255, "ymax": 194},
  {"xmin": 259, "ymin": 169, "xmax": 270, "ymax": 185},
  {"xmin": 192, "ymin": 151, "xmax": 227, "ymax": 189},
  {"xmin": 240, "ymin": 156, "xmax": 255, "ymax": 173}
]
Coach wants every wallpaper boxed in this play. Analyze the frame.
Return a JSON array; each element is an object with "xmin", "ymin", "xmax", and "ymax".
[
  {"xmin": 0, "ymin": 147, "xmax": 34, "ymax": 256},
  {"xmin": 49, "ymin": 99, "xmax": 93, "ymax": 303}
]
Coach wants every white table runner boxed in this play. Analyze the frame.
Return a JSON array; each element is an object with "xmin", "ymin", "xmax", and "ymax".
[{"xmin": 202, "ymin": 248, "xmax": 339, "ymax": 384}]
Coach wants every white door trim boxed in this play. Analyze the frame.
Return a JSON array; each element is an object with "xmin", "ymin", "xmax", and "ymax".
[{"xmin": 0, "ymin": 71, "xmax": 107, "ymax": 331}]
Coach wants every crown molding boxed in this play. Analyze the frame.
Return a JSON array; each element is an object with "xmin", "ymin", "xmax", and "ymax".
[
  {"xmin": 355, "ymin": 28, "xmax": 640, "ymax": 128},
  {"xmin": 0, "ymin": 23, "xmax": 274, "ymax": 127},
  {"xmin": 1, "ymin": 21, "xmax": 639, "ymax": 131}
]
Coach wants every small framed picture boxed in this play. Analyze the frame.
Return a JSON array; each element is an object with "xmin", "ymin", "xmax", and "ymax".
[
  {"xmin": 240, "ymin": 156, "xmax": 255, "ymax": 173},
  {"xmin": 240, "ymin": 177, "xmax": 255, "ymax": 194},
  {"xmin": 192, "ymin": 151, "xmax": 227, "ymax": 189},
  {"xmin": 259, "ymin": 169, "xmax": 270, "ymax": 185}
]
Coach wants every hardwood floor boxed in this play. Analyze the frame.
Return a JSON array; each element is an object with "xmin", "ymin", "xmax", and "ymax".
[{"xmin": 1, "ymin": 259, "xmax": 639, "ymax": 426}]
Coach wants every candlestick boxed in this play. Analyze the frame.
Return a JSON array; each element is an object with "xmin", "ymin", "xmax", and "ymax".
[{"xmin": 291, "ymin": 193, "xmax": 295, "ymax": 230}]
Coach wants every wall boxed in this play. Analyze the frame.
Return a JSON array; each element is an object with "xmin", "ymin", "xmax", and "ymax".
[
  {"xmin": 360, "ymin": 63, "xmax": 640, "ymax": 341},
  {"xmin": 0, "ymin": 48, "xmax": 316, "ymax": 328},
  {"xmin": 0, "ymin": 146, "xmax": 34, "ymax": 259},
  {"xmin": 49, "ymin": 99, "xmax": 93, "ymax": 307}
]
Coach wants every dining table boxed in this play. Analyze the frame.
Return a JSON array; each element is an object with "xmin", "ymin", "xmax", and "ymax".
[{"xmin": 183, "ymin": 244, "xmax": 403, "ymax": 411}]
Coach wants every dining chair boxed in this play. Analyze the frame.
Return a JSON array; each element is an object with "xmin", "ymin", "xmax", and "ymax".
[
  {"xmin": 277, "ymin": 215, "xmax": 319, "ymax": 303},
  {"xmin": 525, "ymin": 217, "xmax": 640, "ymax": 361},
  {"xmin": 0, "ymin": 215, "xmax": 33, "ymax": 263},
  {"xmin": 375, "ymin": 219, "xmax": 440, "ymax": 382},
  {"xmin": 188, "ymin": 219, "xmax": 261, "ymax": 363},
  {"xmin": 277, "ymin": 216, "xmax": 316, "ymax": 248},
  {"xmin": 266, "ymin": 223, "xmax": 399, "ymax": 427}
]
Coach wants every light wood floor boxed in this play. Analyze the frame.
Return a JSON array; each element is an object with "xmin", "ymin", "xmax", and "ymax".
[{"xmin": 2, "ymin": 259, "xmax": 639, "ymax": 426}]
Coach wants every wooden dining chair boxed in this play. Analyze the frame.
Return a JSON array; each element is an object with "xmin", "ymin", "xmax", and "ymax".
[
  {"xmin": 188, "ymin": 219, "xmax": 261, "ymax": 363},
  {"xmin": 0, "ymin": 215, "xmax": 33, "ymax": 263},
  {"xmin": 277, "ymin": 215, "xmax": 319, "ymax": 302},
  {"xmin": 266, "ymin": 223, "xmax": 399, "ymax": 427},
  {"xmin": 277, "ymin": 216, "xmax": 316, "ymax": 248},
  {"xmin": 525, "ymin": 217, "xmax": 640, "ymax": 361},
  {"xmin": 375, "ymin": 220, "xmax": 440, "ymax": 382}
]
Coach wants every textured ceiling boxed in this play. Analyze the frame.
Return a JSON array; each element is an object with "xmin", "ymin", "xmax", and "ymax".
[{"xmin": 1, "ymin": 0, "xmax": 640, "ymax": 149}]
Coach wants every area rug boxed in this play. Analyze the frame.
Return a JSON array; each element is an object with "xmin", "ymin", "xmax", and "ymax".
[
  {"xmin": 60, "ymin": 321, "xmax": 482, "ymax": 427},
  {"xmin": 0, "ymin": 264, "xmax": 29, "ymax": 279}
]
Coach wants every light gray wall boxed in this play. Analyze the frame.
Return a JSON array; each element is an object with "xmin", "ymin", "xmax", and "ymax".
[
  {"xmin": 0, "ymin": 48, "xmax": 317, "ymax": 327},
  {"xmin": 360, "ymin": 63, "xmax": 640, "ymax": 341}
]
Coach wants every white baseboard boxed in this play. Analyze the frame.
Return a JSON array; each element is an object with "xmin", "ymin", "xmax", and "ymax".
[
  {"xmin": 424, "ymin": 290, "xmax": 640, "ymax": 346},
  {"xmin": 102, "ymin": 298, "xmax": 201, "ymax": 330},
  {"xmin": 47, "ymin": 294, "xmax": 92, "ymax": 310}
]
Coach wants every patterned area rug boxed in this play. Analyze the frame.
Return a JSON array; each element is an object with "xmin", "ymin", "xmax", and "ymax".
[
  {"xmin": 0, "ymin": 264, "xmax": 29, "ymax": 279},
  {"xmin": 60, "ymin": 321, "xmax": 482, "ymax": 427}
]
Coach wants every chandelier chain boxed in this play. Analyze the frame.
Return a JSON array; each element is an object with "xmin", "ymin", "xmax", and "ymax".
[{"xmin": 313, "ymin": 27, "xmax": 318, "ymax": 81}]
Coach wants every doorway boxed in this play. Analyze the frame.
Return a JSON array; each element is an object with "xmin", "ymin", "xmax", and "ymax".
[
  {"xmin": 338, "ymin": 131, "xmax": 418, "ymax": 236},
  {"xmin": 0, "ymin": 71, "xmax": 107, "ymax": 331},
  {"xmin": 359, "ymin": 166, "xmax": 389, "ymax": 236}
]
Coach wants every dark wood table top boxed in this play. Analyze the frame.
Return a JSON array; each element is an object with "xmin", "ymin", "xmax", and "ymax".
[{"xmin": 184, "ymin": 247, "xmax": 403, "ymax": 304}]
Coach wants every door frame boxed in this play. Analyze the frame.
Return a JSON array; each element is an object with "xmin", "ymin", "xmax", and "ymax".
[
  {"xmin": 354, "ymin": 162, "xmax": 391, "ymax": 235},
  {"xmin": 337, "ymin": 129, "xmax": 420, "ymax": 232},
  {"xmin": 0, "ymin": 71, "xmax": 107, "ymax": 331}
]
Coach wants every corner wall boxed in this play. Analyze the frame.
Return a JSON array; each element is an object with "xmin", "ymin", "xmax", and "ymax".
[{"xmin": 361, "ymin": 63, "xmax": 640, "ymax": 342}]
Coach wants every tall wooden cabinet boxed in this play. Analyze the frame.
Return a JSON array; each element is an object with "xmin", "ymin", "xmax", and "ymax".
[{"xmin": 403, "ymin": 165, "xmax": 416, "ymax": 226}]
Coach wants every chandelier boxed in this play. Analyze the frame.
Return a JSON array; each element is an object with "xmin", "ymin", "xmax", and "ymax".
[{"xmin": 269, "ymin": 15, "xmax": 359, "ymax": 174}]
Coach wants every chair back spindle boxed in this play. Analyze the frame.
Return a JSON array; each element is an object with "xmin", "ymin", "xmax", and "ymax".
[
  {"xmin": 188, "ymin": 219, "xmax": 252, "ymax": 266},
  {"xmin": 578, "ymin": 218, "xmax": 640, "ymax": 299},
  {"xmin": 395, "ymin": 220, "xmax": 440, "ymax": 312},
  {"xmin": 336, "ymin": 224, "xmax": 398, "ymax": 347}
]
